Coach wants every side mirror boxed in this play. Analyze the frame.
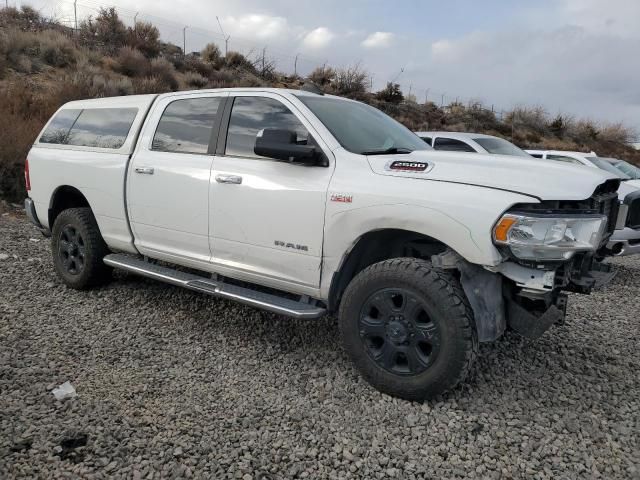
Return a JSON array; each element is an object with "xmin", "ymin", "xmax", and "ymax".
[{"xmin": 254, "ymin": 128, "xmax": 322, "ymax": 166}]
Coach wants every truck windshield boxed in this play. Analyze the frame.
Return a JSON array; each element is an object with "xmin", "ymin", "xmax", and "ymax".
[
  {"xmin": 586, "ymin": 156, "xmax": 631, "ymax": 180},
  {"xmin": 297, "ymin": 96, "xmax": 430, "ymax": 155},
  {"xmin": 472, "ymin": 137, "xmax": 531, "ymax": 158}
]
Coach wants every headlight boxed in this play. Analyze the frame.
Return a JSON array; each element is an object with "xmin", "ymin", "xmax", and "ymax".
[{"xmin": 493, "ymin": 214, "xmax": 607, "ymax": 261}]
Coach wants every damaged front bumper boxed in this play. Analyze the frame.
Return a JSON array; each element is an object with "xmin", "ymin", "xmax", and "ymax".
[{"xmin": 433, "ymin": 251, "xmax": 615, "ymax": 342}]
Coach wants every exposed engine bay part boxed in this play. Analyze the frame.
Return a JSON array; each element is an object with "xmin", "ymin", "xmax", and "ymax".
[{"xmin": 491, "ymin": 262, "xmax": 555, "ymax": 294}]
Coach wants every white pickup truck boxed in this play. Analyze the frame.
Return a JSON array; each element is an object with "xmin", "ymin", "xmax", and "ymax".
[{"xmin": 25, "ymin": 88, "xmax": 623, "ymax": 400}]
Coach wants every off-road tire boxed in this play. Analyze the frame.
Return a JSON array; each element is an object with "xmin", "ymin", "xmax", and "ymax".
[
  {"xmin": 51, "ymin": 207, "xmax": 112, "ymax": 289},
  {"xmin": 339, "ymin": 258, "xmax": 477, "ymax": 401}
]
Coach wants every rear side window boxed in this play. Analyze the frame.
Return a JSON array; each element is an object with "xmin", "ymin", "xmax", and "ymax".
[
  {"xmin": 67, "ymin": 108, "xmax": 138, "ymax": 148},
  {"xmin": 40, "ymin": 109, "xmax": 81, "ymax": 144},
  {"xmin": 39, "ymin": 108, "xmax": 137, "ymax": 149},
  {"xmin": 433, "ymin": 137, "xmax": 477, "ymax": 153},
  {"xmin": 152, "ymin": 97, "xmax": 223, "ymax": 154}
]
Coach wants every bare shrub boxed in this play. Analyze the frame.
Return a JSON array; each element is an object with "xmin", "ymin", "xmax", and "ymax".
[
  {"xmin": 0, "ymin": 6, "xmax": 53, "ymax": 32},
  {"xmin": 598, "ymin": 122, "xmax": 635, "ymax": 145},
  {"xmin": 38, "ymin": 30, "xmax": 78, "ymax": 68},
  {"xmin": 114, "ymin": 47, "xmax": 149, "ymax": 77},
  {"xmin": 505, "ymin": 106, "xmax": 548, "ymax": 135},
  {"xmin": 133, "ymin": 76, "xmax": 172, "ymax": 94},
  {"xmin": 201, "ymin": 43, "xmax": 223, "ymax": 68},
  {"xmin": 208, "ymin": 68, "xmax": 238, "ymax": 88},
  {"xmin": 126, "ymin": 22, "xmax": 161, "ymax": 58},
  {"xmin": 308, "ymin": 66, "xmax": 336, "ymax": 86},
  {"xmin": 79, "ymin": 7, "xmax": 127, "ymax": 54},
  {"xmin": 225, "ymin": 51, "xmax": 256, "ymax": 73},
  {"xmin": 332, "ymin": 64, "xmax": 368, "ymax": 96},
  {"xmin": 148, "ymin": 57, "xmax": 178, "ymax": 90},
  {"xmin": 183, "ymin": 55, "xmax": 213, "ymax": 77},
  {"xmin": 183, "ymin": 71, "xmax": 208, "ymax": 88}
]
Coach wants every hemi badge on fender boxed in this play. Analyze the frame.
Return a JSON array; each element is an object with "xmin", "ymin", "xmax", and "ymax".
[
  {"xmin": 389, "ymin": 161, "xmax": 428, "ymax": 172},
  {"xmin": 331, "ymin": 193, "xmax": 353, "ymax": 203}
]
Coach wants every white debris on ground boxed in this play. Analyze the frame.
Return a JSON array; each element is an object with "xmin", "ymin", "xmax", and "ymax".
[{"xmin": 51, "ymin": 382, "xmax": 77, "ymax": 401}]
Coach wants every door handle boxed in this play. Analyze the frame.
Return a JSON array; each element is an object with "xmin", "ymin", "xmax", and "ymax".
[
  {"xmin": 135, "ymin": 167, "xmax": 154, "ymax": 175},
  {"xmin": 215, "ymin": 174, "xmax": 243, "ymax": 185}
]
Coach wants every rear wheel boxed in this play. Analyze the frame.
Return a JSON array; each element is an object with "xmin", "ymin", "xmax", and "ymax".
[
  {"xmin": 339, "ymin": 258, "xmax": 477, "ymax": 400},
  {"xmin": 51, "ymin": 208, "xmax": 112, "ymax": 289}
]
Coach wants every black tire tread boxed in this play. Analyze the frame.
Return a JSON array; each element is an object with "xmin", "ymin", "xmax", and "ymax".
[
  {"xmin": 339, "ymin": 257, "xmax": 478, "ymax": 400},
  {"xmin": 51, "ymin": 207, "xmax": 112, "ymax": 289}
]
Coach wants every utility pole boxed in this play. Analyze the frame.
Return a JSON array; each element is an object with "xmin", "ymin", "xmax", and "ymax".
[
  {"xmin": 425, "ymin": 88, "xmax": 430, "ymax": 103},
  {"xmin": 73, "ymin": 0, "xmax": 78, "ymax": 33},
  {"xmin": 294, "ymin": 53, "xmax": 299, "ymax": 76},
  {"xmin": 261, "ymin": 47, "xmax": 266, "ymax": 75},
  {"xmin": 134, "ymin": 12, "xmax": 138, "ymax": 25},
  {"xmin": 216, "ymin": 16, "xmax": 230, "ymax": 57},
  {"xmin": 183, "ymin": 26, "xmax": 187, "ymax": 56},
  {"xmin": 441, "ymin": 93, "xmax": 446, "ymax": 107}
]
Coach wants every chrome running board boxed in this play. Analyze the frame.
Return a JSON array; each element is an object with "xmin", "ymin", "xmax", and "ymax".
[{"xmin": 104, "ymin": 253, "xmax": 326, "ymax": 319}]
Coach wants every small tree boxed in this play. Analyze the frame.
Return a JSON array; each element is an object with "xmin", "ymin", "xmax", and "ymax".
[
  {"xmin": 333, "ymin": 64, "xmax": 367, "ymax": 96},
  {"xmin": 308, "ymin": 66, "xmax": 336, "ymax": 86},
  {"xmin": 201, "ymin": 43, "xmax": 223, "ymax": 68},
  {"xmin": 87, "ymin": 7, "xmax": 127, "ymax": 54},
  {"xmin": 376, "ymin": 82, "xmax": 404, "ymax": 104},
  {"xmin": 126, "ymin": 21, "xmax": 160, "ymax": 58}
]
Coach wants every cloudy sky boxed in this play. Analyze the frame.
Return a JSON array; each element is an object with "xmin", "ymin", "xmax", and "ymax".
[{"xmin": 29, "ymin": 0, "xmax": 640, "ymax": 135}]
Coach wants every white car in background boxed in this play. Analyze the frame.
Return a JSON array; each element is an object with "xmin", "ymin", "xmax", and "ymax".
[
  {"xmin": 604, "ymin": 157, "xmax": 640, "ymax": 189},
  {"xmin": 525, "ymin": 150, "xmax": 640, "ymax": 184},
  {"xmin": 415, "ymin": 131, "xmax": 532, "ymax": 158}
]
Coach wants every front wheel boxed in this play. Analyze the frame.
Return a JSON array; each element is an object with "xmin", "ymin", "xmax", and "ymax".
[
  {"xmin": 51, "ymin": 207, "xmax": 112, "ymax": 289},
  {"xmin": 339, "ymin": 258, "xmax": 477, "ymax": 401}
]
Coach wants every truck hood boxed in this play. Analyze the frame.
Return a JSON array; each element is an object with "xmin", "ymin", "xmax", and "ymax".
[{"xmin": 366, "ymin": 150, "xmax": 619, "ymax": 201}]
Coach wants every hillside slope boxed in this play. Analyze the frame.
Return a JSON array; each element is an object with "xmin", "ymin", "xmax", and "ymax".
[{"xmin": 1, "ymin": 6, "xmax": 638, "ymax": 202}]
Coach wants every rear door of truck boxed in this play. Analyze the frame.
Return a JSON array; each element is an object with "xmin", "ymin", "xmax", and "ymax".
[{"xmin": 127, "ymin": 91, "xmax": 229, "ymax": 264}]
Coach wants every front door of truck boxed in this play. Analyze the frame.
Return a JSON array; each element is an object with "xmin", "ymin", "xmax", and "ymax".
[
  {"xmin": 209, "ymin": 93, "xmax": 334, "ymax": 290},
  {"xmin": 127, "ymin": 92, "xmax": 228, "ymax": 265}
]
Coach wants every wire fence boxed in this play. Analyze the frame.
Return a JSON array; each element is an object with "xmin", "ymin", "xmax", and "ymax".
[{"xmin": 8, "ymin": 0, "xmax": 510, "ymax": 114}]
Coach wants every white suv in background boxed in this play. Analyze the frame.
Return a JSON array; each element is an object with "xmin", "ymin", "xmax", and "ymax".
[{"xmin": 415, "ymin": 132, "xmax": 532, "ymax": 158}]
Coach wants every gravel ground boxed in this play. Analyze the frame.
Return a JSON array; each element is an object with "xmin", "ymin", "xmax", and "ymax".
[{"xmin": 1, "ymin": 212, "xmax": 639, "ymax": 479}]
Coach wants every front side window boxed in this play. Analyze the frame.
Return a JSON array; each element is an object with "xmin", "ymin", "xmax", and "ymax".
[
  {"xmin": 40, "ymin": 109, "xmax": 82, "ymax": 144},
  {"xmin": 420, "ymin": 136, "xmax": 432, "ymax": 146},
  {"xmin": 473, "ymin": 137, "xmax": 530, "ymax": 157},
  {"xmin": 297, "ymin": 96, "xmax": 429, "ymax": 155},
  {"xmin": 433, "ymin": 137, "xmax": 477, "ymax": 153},
  {"xmin": 611, "ymin": 160, "xmax": 640, "ymax": 179},
  {"xmin": 225, "ymin": 97, "xmax": 310, "ymax": 159},
  {"xmin": 153, "ymin": 97, "xmax": 222, "ymax": 154},
  {"xmin": 529, "ymin": 153, "xmax": 544, "ymax": 158},
  {"xmin": 66, "ymin": 108, "xmax": 138, "ymax": 149}
]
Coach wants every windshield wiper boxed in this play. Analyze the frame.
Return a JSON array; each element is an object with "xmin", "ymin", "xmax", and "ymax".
[{"xmin": 361, "ymin": 147, "xmax": 414, "ymax": 155}]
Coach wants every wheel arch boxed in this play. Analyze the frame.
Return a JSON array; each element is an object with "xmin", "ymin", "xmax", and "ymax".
[
  {"xmin": 48, "ymin": 185, "xmax": 91, "ymax": 229},
  {"xmin": 326, "ymin": 228, "xmax": 452, "ymax": 312}
]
